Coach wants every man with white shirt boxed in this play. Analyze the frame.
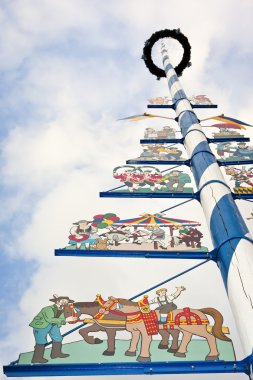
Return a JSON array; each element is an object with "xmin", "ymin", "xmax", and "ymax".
[{"xmin": 149, "ymin": 287, "xmax": 186, "ymax": 323}]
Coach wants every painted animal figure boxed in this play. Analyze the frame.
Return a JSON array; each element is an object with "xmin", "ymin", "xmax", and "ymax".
[
  {"xmin": 64, "ymin": 299, "xmax": 180, "ymax": 357},
  {"xmin": 64, "ymin": 301, "xmax": 126, "ymax": 356},
  {"xmin": 179, "ymin": 232, "xmax": 202, "ymax": 248},
  {"xmin": 102, "ymin": 297, "xmax": 231, "ymax": 361},
  {"xmin": 90, "ymin": 238, "xmax": 108, "ymax": 250},
  {"xmin": 101, "ymin": 297, "xmax": 152, "ymax": 362},
  {"xmin": 165, "ymin": 307, "xmax": 231, "ymax": 360},
  {"xmin": 105, "ymin": 227, "xmax": 132, "ymax": 246}
]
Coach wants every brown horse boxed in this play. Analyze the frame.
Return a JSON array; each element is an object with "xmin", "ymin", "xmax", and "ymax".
[
  {"xmin": 101, "ymin": 297, "xmax": 231, "ymax": 362},
  {"xmin": 64, "ymin": 300, "xmax": 179, "ymax": 356}
]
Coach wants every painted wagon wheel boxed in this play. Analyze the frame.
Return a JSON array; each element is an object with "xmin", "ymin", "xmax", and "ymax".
[{"xmin": 142, "ymin": 29, "xmax": 191, "ymax": 79}]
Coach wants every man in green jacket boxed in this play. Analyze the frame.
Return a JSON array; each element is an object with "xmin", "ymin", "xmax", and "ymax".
[
  {"xmin": 29, "ymin": 294, "xmax": 77, "ymax": 363},
  {"xmin": 163, "ymin": 170, "xmax": 191, "ymax": 192}
]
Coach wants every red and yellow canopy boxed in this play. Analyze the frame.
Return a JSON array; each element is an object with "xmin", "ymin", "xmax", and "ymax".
[{"xmin": 115, "ymin": 213, "xmax": 200, "ymax": 227}]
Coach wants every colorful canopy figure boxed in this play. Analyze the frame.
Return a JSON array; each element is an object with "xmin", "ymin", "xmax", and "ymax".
[
  {"xmin": 212, "ymin": 115, "xmax": 252, "ymax": 128},
  {"xmin": 114, "ymin": 213, "xmax": 200, "ymax": 227},
  {"xmin": 212, "ymin": 123, "xmax": 246, "ymax": 130}
]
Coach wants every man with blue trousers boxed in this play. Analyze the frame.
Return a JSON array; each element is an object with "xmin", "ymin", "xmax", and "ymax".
[{"xmin": 29, "ymin": 294, "xmax": 77, "ymax": 363}]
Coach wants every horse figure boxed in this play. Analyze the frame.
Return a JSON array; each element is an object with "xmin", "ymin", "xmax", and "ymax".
[
  {"xmin": 64, "ymin": 296, "xmax": 179, "ymax": 357},
  {"xmin": 101, "ymin": 296, "xmax": 231, "ymax": 362}
]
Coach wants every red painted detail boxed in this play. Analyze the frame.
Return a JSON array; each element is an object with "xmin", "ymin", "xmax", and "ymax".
[{"xmin": 175, "ymin": 307, "xmax": 202, "ymax": 325}]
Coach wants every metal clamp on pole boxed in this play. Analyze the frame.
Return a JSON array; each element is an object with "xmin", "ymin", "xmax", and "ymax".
[
  {"xmin": 196, "ymin": 180, "xmax": 232, "ymax": 201},
  {"xmin": 189, "ymin": 150, "xmax": 217, "ymax": 166}
]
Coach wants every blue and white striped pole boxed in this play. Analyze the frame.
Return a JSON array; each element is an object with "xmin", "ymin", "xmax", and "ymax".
[{"xmin": 161, "ymin": 41, "xmax": 253, "ymax": 367}]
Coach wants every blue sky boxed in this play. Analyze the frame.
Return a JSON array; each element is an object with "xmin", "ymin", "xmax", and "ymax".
[{"xmin": 1, "ymin": 1, "xmax": 253, "ymax": 379}]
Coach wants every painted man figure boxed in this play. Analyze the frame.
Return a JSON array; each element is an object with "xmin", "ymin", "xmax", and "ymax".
[
  {"xmin": 163, "ymin": 170, "xmax": 191, "ymax": 192},
  {"xmin": 150, "ymin": 287, "xmax": 186, "ymax": 323},
  {"xmin": 29, "ymin": 295, "xmax": 77, "ymax": 363},
  {"xmin": 216, "ymin": 142, "xmax": 232, "ymax": 158},
  {"xmin": 68, "ymin": 220, "xmax": 91, "ymax": 249}
]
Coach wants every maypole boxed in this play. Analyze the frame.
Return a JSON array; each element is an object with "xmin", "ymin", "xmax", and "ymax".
[
  {"xmin": 4, "ymin": 28, "xmax": 253, "ymax": 379},
  {"xmin": 152, "ymin": 34, "xmax": 253, "ymax": 367}
]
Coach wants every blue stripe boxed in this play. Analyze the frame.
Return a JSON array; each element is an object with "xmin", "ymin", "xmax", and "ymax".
[
  {"xmin": 173, "ymin": 89, "xmax": 187, "ymax": 102},
  {"xmin": 168, "ymin": 74, "xmax": 178, "ymax": 88},
  {"xmin": 164, "ymin": 63, "xmax": 174, "ymax": 73},
  {"xmin": 190, "ymin": 148, "xmax": 217, "ymax": 186},
  {"xmin": 210, "ymin": 194, "xmax": 249, "ymax": 286},
  {"xmin": 191, "ymin": 140, "xmax": 213, "ymax": 156},
  {"xmin": 179, "ymin": 111, "xmax": 199, "ymax": 134}
]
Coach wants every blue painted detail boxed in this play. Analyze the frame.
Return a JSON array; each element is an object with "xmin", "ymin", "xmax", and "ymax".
[
  {"xmin": 178, "ymin": 111, "xmax": 200, "ymax": 134},
  {"xmin": 168, "ymin": 74, "xmax": 178, "ymax": 88},
  {"xmin": 210, "ymin": 193, "xmax": 249, "ymax": 285},
  {"xmin": 3, "ymin": 359, "xmax": 249, "ymax": 377},
  {"xmin": 140, "ymin": 139, "xmax": 183, "ymax": 144},
  {"xmin": 55, "ymin": 249, "xmax": 212, "ymax": 260},
  {"xmin": 100, "ymin": 191, "xmax": 196, "ymax": 199},
  {"xmin": 172, "ymin": 89, "xmax": 187, "ymax": 102}
]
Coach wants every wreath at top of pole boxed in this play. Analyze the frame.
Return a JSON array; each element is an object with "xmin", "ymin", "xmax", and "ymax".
[{"xmin": 142, "ymin": 29, "xmax": 191, "ymax": 79}]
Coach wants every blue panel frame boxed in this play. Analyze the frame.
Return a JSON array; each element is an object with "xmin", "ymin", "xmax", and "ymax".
[
  {"xmin": 140, "ymin": 138, "xmax": 250, "ymax": 144},
  {"xmin": 99, "ymin": 191, "xmax": 196, "ymax": 199},
  {"xmin": 55, "ymin": 249, "xmax": 214, "ymax": 260},
  {"xmin": 3, "ymin": 359, "xmax": 250, "ymax": 377},
  {"xmin": 140, "ymin": 138, "xmax": 183, "ymax": 144},
  {"xmin": 147, "ymin": 104, "xmax": 218, "ymax": 109},
  {"xmin": 126, "ymin": 160, "xmax": 190, "ymax": 166},
  {"xmin": 218, "ymin": 159, "xmax": 253, "ymax": 166}
]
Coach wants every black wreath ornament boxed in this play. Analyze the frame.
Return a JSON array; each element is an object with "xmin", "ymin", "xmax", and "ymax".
[{"xmin": 142, "ymin": 29, "xmax": 191, "ymax": 79}]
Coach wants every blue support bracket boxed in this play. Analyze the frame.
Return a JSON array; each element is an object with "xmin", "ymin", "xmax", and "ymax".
[
  {"xmin": 3, "ymin": 358, "xmax": 249, "ymax": 377},
  {"xmin": 218, "ymin": 159, "xmax": 253, "ymax": 166},
  {"xmin": 140, "ymin": 138, "xmax": 183, "ymax": 144},
  {"xmin": 140, "ymin": 137, "xmax": 250, "ymax": 144},
  {"xmin": 147, "ymin": 104, "xmax": 175, "ymax": 108},
  {"xmin": 147, "ymin": 104, "xmax": 218, "ymax": 109},
  {"xmin": 55, "ymin": 249, "xmax": 214, "ymax": 260},
  {"xmin": 140, "ymin": 137, "xmax": 250, "ymax": 145},
  {"xmin": 126, "ymin": 159, "xmax": 190, "ymax": 166},
  {"xmin": 99, "ymin": 191, "xmax": 196, "ymax": 199},
  {"xmin": 207, "ymin": 137, "xmax": 250, "ymax": 143},
  {"xmin": 232, "ymin": 193, "xmax": 253, "ymax": 200}
]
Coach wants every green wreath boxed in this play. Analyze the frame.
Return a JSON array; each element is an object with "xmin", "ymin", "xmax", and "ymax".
[{"xmin": 142, "ymin": 29, "xmax": 191, "ymax": 79}]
